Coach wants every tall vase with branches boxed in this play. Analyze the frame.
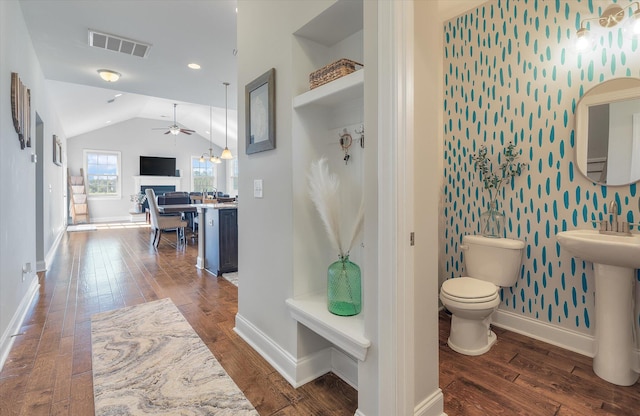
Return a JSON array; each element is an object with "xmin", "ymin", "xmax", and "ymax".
[
  {"xmin": 308, "ymin": 158, "xmax": 364, "ymax": 316},
  {"xmin": 472, "ymin": 142, "xmax": 526, "ymax": 238}
]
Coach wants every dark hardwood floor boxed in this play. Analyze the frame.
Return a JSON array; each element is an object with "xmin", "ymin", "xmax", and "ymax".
[
  {"xmin": 0, "ymin": 225, "xmax": 638, "ymax": 415},
  {"xmin": 439, "ymin": 311, "xmax": 640, "ymax": 415}
]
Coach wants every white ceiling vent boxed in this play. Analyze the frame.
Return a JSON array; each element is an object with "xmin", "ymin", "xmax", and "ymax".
[{"xmin": 88, "ymin": 30, "xmax": 151, "ymax": 58}]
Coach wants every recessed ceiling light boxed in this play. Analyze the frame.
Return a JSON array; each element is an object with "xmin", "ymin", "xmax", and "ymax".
[
  {"xmin": 188, "ymin": 63, "xmax": 201, "ymax": 69},
  {"xmin": 114, "ymin": 93, "xmax": 122, "ymax": 97},
  {"xmin": 97, "ymin": 69, "xmax": 121, "ymax": 82},
  {"xmin": 105, "ymin": 120, "xmax": 112, "ymax": 124}
]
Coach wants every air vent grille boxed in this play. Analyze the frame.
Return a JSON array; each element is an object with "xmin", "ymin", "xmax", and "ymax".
[{"xmin": 88, "ymin": 30, "xmax": 151, "ymax": 58}]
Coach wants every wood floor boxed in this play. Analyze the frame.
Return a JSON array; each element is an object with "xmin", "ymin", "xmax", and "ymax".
[{"xmin": 0, "ymin": 226, "xmax": 638, "ymax": 415}]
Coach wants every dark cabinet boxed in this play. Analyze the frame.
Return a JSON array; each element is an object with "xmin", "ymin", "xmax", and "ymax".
[{"xmin": 204, "ymin": 208, "xmax": 238, "ymax": 275}]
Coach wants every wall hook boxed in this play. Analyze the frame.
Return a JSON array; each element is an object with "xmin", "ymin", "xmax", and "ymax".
[
  {"xmin": 339, "ymin": 128, "xmax": 353, "ymax": 165},
  {"xmin": 355, "ymin": 125, "xmax": 364, "ymax": 148}
]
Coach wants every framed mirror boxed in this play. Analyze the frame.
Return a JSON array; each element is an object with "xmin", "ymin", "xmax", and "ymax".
[{"xmin": 575, "ymin": 78, "xmax": 640, "ymax": 186}]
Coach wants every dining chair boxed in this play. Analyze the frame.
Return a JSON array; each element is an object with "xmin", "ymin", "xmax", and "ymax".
[{"xmin": 145, "ymin": 188, "xmax": 188, "ymax": 248}]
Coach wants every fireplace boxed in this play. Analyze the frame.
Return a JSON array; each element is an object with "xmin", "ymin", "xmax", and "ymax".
[{"xmin": 133, "ymin": 175, "xmax": 182, "ymax": 210}]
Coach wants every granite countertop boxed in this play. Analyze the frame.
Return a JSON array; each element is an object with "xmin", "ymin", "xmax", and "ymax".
[{"xmin": 197, "ymin": 202, "xmax": 238, "ymax": 209}]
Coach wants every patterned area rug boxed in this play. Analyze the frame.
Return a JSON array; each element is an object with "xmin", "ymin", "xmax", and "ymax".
[
  {"xmin": 221, "ymin": 272, "xmax": 238, "ymax": 287},
  {"xmin": 91, "ymin": 298, "xmax": 257, "ymax": 415}
]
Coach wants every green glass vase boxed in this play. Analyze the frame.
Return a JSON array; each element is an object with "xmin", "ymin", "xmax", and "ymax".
[{"xmin": 327, "ymin": 255, "xmax": 362, "ymax": 316}]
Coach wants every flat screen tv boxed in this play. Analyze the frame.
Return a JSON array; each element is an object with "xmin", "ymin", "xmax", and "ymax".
[{"xmin": 139, "ymin": 156, "xmax": 176, "ymax": 176}]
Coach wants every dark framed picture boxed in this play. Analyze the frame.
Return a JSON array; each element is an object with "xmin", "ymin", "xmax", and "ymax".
[
  {"xmin": 245, "ymin": 68, "xmax": 275, "ymax": 154},
  {"xmin": 53, "ymin": 135, "xmax": 62, "ymax": 166}
]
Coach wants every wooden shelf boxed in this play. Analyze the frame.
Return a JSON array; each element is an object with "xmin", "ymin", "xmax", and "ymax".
[
  {"xmin": 286, "ymin": 292, "xmax": 370, "ymax": 361},
  {"xmin": 293, "ymin": 69, "xmax": 364, "ymax": 109}
]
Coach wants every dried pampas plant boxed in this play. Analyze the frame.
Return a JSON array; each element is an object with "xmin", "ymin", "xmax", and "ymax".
[{"xmin": 308, "ymin": 158, "xmax": 364, "ymax": 258}]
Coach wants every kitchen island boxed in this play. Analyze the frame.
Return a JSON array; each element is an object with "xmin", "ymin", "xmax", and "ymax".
[{"xmin": 195, "ymin": 203, "xmax": 238, "ymax": 276}]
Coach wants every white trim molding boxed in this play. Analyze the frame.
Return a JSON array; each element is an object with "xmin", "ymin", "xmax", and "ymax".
[
  {"xmin": 494, "ymin": 309, "xmax": 640, "ymax": 376},
  {"xmin": 414, "ymin": 388, "xmax": 447, "ymax": 416},
  {"xmin": 493, "ymin": 308, "xmax": 595, "ymax": 357},
  {"xmin": 0, "ymin": 276, "xmax": 39, "ymax": 371},
  {"xmin": 234, "ymin": 313, "xmax": 358, "ymax": 389}
]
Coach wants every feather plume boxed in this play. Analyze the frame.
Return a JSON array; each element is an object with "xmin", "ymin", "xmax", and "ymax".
[
  {"xmin": 308, "ymin": 158, "xmax": 343, "ymax": 255},
  {"xmin": 344, "ymin": 196, "xmax": 364, "ymax": 256}
]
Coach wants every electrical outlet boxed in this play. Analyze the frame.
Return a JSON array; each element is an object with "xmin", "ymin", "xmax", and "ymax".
[{"xmin": 22, "ymin": 262, "xmax": 32, "ymax": 282}]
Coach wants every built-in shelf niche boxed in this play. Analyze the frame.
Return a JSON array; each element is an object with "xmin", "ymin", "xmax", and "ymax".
[{"xmin": 289, "ymin": 0, "xmax": 369, "ymax": 370}]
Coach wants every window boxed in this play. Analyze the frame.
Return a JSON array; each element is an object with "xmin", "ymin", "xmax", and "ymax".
[
  {"xmin": 191, "ymin": 157, "xmax": 217, "ymax": 192},
  {"xmin": 228, "ymin": 158, "xmax": 238, "ymax": 196},
  {"xmin": 84, "ymin": 150, "xmax": 121, "ymax": 198}
]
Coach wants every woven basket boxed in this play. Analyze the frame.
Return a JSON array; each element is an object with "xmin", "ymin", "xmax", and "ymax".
[{"xmin": 309, "ymin": 59, "xmax": 363, "ymax": 90}]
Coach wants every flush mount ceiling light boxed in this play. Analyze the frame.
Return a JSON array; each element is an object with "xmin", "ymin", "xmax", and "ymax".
[
  {"xmin": 576, "ymin": 2, "xmax": 640, "ymax": 50},
  {"xmin": 220, "ymin": 82, "xmax": 233, "ymax": 160},
  {"xmin": 200, "ymin": 106, "xmax": 222, "ymax": 164},
  {"xmin": 97, "ymin": 69, "xmax": 121, "ymax": 82}
]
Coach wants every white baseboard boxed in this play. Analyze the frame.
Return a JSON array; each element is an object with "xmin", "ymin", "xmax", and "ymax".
[
  {"xmin": 494, "ymin": 309, "xmax": 640, "ymax": 374},
  {"xmin": 414, "ymin": 388, "xmax": 446, "ymax": 416},
  {"xmin": 0, "ymin": 276, "xmax": 40, "ymax": 371},
  {"xmin": 38, "ymin": 226, "xmax": 64, "ymax": 272},
  {"xmin": 331, "ymin": 347, "xmax": 358, "ymax": 388},
  {"xmin": 493, "ymin": 309, "xmax": 595, "ymax": 357},
  {"xmin": 234, "ymin": 313, "xmax": 299, "ymax": 386},
  {"xmin": 90, "ymin": 215, "xmax": 130, "ymax": 223},
  {"xmin": 234, "ymin": 313, "xmax": 358, "ymax": 389}
]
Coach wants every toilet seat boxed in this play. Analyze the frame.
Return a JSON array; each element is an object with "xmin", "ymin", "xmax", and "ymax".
[{"xmin": 441, "ymin": 277, "xmax": 498, "ymax": 304}]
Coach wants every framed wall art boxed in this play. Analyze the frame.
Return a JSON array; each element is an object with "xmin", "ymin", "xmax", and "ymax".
[
  {"xmin": 245, "ymin": 68, "xmax": 275, "ymax": 155},
  {"xmin": 53, "ymin": 135, "xmax": 62, "ymax": 166},
  {"xmin": 11, "ymin": 72, "xmax": 32, "ymax": 149}
]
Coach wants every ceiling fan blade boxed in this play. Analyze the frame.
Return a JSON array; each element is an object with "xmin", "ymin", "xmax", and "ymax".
[
  {"xmin": 182, "ymin": 129, "xmax": 195, "ymax": 133},
  {"xmin": 164, "ymin": 131, "xmax": 171, "ymax": 135},
  {"xmin": 181, "ymin": 130, "xmax": 192, "ymax": 135}
]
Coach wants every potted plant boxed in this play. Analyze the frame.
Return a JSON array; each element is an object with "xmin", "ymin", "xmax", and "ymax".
[{"xmin": 472, "ymin": 142, "xmax": 527, "ymax": 237}]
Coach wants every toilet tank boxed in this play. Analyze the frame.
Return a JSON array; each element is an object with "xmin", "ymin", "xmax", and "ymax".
[{"xmin": 462, "ymin": 235, "xmax": 525, "ymax": 287}]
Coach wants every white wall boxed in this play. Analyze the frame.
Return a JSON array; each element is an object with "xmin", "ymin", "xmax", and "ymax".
[
  {"xmin": 236, "ymin": 0, "xmax": 334, "ymax": 366},
  {"xmin": 0, "ymin": 0, "xmax": 67, "ymax": 368},
  {"xmin": 66, "ymin": 117, "xmax": 228, "ymax": 222}
]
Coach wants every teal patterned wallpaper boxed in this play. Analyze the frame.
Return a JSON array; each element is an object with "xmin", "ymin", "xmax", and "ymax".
[{"xmin": 442, "ymin": 0, "xmax": 640, "ymax": 336}]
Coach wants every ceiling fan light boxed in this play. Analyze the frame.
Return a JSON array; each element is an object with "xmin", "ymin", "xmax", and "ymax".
[
  {"xmin": 98, "ymin": 69, "xmax": 121, "ymax": 82},
  {"xmin": 221, "ymin": 147, "xmax": 233, "ymax": 159}
]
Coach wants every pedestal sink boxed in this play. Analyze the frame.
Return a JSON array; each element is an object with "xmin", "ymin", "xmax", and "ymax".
[{"xmin": 556, "ymin": 229, "xmax": 640, "ymax": 386}]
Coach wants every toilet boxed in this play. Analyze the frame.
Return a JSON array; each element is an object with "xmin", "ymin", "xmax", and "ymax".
[{"xmin": 440, "ymin": 235, "xmax": 524, "ymax": 356}]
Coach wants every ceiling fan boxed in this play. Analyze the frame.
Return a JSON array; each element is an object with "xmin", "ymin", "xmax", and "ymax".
[{"xmin": 153, "ymin": 103, "xmax": 195, "ymax": 135}]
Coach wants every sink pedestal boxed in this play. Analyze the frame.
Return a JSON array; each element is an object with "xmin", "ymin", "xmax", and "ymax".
[{"xmin": 593, "ymin": 264, "xmax": 639, "ymax": 386}]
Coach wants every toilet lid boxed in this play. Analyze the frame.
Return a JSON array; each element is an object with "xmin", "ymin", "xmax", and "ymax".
[{"xmin": 441, "ymin": 277, "xmax": 498, "ymax": 302}]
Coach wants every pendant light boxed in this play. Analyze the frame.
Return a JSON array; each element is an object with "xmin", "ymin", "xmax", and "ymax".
[
  {"xmin": 220, "ymin": 82, "xmax": 233, "ymax": 160},
  {"xmin": 200, "ymin": 106, "xmax": 221, "ymax": 164}
]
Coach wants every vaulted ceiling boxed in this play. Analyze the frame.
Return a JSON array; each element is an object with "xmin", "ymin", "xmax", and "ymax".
[{"xmin": 20, "ymin": 0, "xmax": 238, "ymax": 150}]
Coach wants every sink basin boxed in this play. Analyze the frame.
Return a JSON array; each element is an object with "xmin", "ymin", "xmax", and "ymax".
[
  {"xmin": 556, "ymin": 229, "xmax": 640, "ymax": 269},
  {"xmin": 556, "ymin": 228, "xmax": 640, "ymax": 386}
]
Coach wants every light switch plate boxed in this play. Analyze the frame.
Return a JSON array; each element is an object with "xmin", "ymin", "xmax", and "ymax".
[{"xmin": 254, "ymin": 179, "xmax": 263, "ymax": 198}]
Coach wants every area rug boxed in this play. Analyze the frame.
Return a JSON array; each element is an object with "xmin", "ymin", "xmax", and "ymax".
[
  {"xmin": 91, "ymin": 298, "xmax": 257, "ymax": 415},
  {"xmin": 221, "ymin": 272, "xmax": 238, "ymax": 287},
  {"xmin": 67, "ymin": 224, "xmax": 97, "ymax": 232}
]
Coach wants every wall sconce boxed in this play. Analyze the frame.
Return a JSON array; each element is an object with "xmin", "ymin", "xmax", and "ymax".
[
  {"xmin": 576, "ymin": 2, "xmax": 640, "ymax": 51},
  {"xmin": 97, "ymin": 69, "xmax": 121, "ymax": 82}
]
